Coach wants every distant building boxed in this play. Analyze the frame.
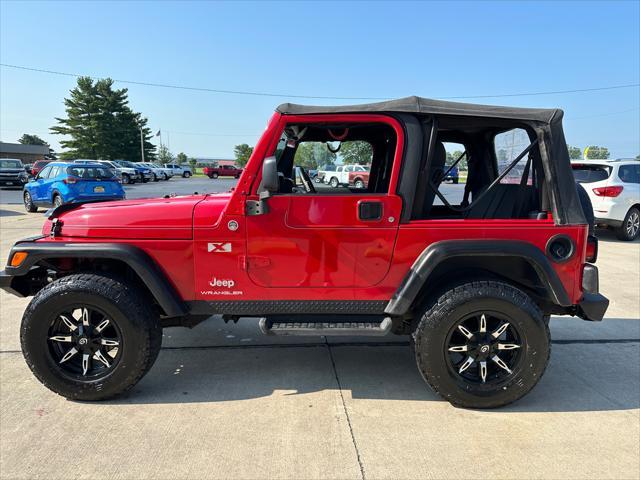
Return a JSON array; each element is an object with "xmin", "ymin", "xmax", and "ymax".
[
  {"xmin": 195, "ymin": 158, "xmax": 236, "ymax": 167},
  {"xmin": 0, "ymin": 142, "xmax": 49, "ymax": 164}
]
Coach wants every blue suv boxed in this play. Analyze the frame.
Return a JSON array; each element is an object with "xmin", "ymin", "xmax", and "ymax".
[{"xmin": 23, "ymin": 162, "xmax": 125, "ymax": 212}]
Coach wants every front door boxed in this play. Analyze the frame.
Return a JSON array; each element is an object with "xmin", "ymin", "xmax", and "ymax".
[
  {"xmin": 245, "ymin": 194, "xmax": 401, "ymax": 288},
  {"xmin": 244, "ymin": 116, "xmax": 403, "ymax": 289}
]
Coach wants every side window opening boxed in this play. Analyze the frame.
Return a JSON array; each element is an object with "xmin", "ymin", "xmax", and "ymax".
[
  {"xmin": 416, "ymin": 121, "xmax": 545, "ymax": 221},
  {"xmin": 273, "ymin": 123, "xmax": 395, "ymax": 195},
  {"xmin": 495, "ymin": 128, "xmax": 534, "ymax": 185}
]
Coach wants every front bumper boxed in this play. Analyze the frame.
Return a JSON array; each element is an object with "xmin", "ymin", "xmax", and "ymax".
[{"xmin": 0, "ymin": 177, "xmax": 28, "ymax": 186}]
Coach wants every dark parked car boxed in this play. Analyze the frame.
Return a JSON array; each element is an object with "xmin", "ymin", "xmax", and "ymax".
[
  {"xmin": 0, "ymin": 158, "xmax": 29, "ymax": 187},
  {"xmin": 444, "ymin": 165, "xmax": 459, "ymax": 183}
]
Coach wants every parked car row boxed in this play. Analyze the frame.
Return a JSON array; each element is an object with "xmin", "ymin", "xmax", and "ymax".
[{"xmin": 10, "ymin": 159, "xmax": 195, "ymax": 213}]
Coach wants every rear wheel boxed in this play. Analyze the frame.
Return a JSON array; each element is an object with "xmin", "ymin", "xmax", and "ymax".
[
  {"xmin": 23, "ymin": 191, "xmax": 38, "ymax": 212},
  {"xmin": 211, "ymin": 172, "xmax": 218, "ymax": 179},
  {"xmin": 183, "ymin": 171, "xmax": 191, "ymax": 178},
  {"xmin": 616, "ymin": 206, "xmax": 640, "ymax": 241},
  {"xmin": 21, "ymin": 274, "xmax": 162, "ymax": 401},
  {"xmin": 153, "ymin": 173, "xmax": 159, "ymax": 182},
  {"xmin": 52, "ymin": 194, "xmax": 63, "ymax": 208},
  {"xmin": 122, "ymin": 174, "xmax": 130, "ymax": 185},
  {"xmin": 330, "ymin": 177, "xmax": 339, "ymax": 188},
  {"xmin": 412, "ymin": 281, "xmax": 550, "ymax": 408},
  {"xmin": 354, "ymin": 179, "xmax": 365, "ymax": 189}
]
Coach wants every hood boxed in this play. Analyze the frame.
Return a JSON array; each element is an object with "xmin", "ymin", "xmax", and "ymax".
[
  {"xmin": 0, "ymin": 168, "xmax": 26, "ymax": 174},
  {"xmin": 46, "ymin": 194, "xmax": 230, "ymax": 239}
]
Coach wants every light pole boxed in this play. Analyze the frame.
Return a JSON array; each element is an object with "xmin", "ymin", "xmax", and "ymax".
[{"xmin": 139, "ymin": 124, "xmax": 145, "ymax": 163}]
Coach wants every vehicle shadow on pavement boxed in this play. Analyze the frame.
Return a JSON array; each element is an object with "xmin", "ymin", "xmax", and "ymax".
[
  {"xmin": 104, "ymin": 328, "xmax": 640, "ymax": 413},
  {"xmin": 596, "ymin": 228, "xmax": 640, "ymax": 243},
  {"xmin": 0, "ymin": 208, "xmax": 25, "ymax": 217}
]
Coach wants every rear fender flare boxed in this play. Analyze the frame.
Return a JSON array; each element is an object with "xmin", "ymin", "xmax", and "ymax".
[
  {"xmin": 384, "ymin": 240, "xmax": 572, "ymax": 316},
  {"xmin": 5, "ymin": 241, "xmax": 187, "ymax": 318}
]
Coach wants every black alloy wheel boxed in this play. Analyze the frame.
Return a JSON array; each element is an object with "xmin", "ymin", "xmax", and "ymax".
[
  {"xmin": 47, "ymin": 306, "xmax": 122, "ymax": 379},
  {"xmin": 445, "ymin": 312, "xmax": 523, "ymax": 385}
]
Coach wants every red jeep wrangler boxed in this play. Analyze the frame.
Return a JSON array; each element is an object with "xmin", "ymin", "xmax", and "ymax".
[
  {"xmin": 1, "ymin": 97, "xmax": 608, "ymax": 408},
  {"xmin": 203, "ymin": 164, "xmax": 243, "ymax": 179}
]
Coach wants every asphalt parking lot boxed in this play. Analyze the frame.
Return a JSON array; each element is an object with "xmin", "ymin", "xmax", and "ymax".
[{"xmin": 0, "ymin": 180, "xmax": 638, "ymax": 479}]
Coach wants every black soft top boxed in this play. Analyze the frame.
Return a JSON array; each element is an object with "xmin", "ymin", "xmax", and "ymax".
[
  {"xmin": 278, "ymin": 96, "xmax": 584, "ymax": 226},
  {"xmin": 277, "ymin": 96, "xmax": 561, "ymax": 124}
]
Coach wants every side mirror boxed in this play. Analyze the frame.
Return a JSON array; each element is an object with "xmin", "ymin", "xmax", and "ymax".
[
  {"xmin": 260, "ymin": 156, "xmax": 279, "ymax": 194},
  {"xmin": 248, "ymin": 156, "xmax": 279, "ymax": 216}
]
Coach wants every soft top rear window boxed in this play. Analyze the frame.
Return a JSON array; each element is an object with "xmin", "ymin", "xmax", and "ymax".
[{"xmin": 572, "ymin": 164, "xmax": 611, "ymax": 183}]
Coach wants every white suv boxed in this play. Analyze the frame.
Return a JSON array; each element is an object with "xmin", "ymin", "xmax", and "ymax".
[{"xmin": 572, "ymin": 159, "xmax": 640, "ymax": 241}]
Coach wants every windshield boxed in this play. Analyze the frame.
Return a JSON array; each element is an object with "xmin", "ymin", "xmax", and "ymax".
[
  {"xmin": 572, "ymin": 165, "xmax": 611, "ymax": 183},
  {"xmin": 0, "ymin": 160, "xmax": 23, "ymax": 169},
  {"xmin": 67, "ymin": 166, "xmax": 116, "ymax": 179}
]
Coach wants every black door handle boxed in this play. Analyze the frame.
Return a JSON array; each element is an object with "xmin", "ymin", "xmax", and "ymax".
[{"xmin": 358, "ymin": 201, "xmax": 382, "ymax": 221}]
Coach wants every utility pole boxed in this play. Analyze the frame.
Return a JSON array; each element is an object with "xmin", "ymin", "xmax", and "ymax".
[{"xmin": 139, "ymin": 126, "xmax": 145, "ymax": 163}]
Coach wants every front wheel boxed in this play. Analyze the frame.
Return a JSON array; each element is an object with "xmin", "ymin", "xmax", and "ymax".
[
  {"xmin": 122, "ymin": 174, "xmax": 130, "ymax": 185},
  {"xmin": 153, "ymin": 173, "xmax": 159, "ymax": 182},
  {"xmin": 616, "ymin": 206, "xmax": 640, "ymax": 241},
  {"xmin": 20, "ymin": 274, "xmax": 162, "ymax": 401},
  {"xmin": 412, "ymin": 281, "xmax": 550, "ymax": 408}
]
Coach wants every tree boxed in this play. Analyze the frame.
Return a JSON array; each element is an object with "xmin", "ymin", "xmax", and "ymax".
[
  {"xmin": 340, "ymin": 141, "xmax": 372, "ymax": 165},
  {"xmin": 176, "ymin": 152, "xmax": 188, "ymax": 164},
  {"xmin": 234, "ymin": 144, "xmax": 254, "ymax": 167},
  {"xmin": 294, "ymin": 143, "xmax": 336, "ymax": 169},
  {"xmin": 188, "ymin": 157, "xmax": 198, "ymax": 170},
  {"xmin": 585, "ymin": 146, "xmax": 610, "ymax": 160},
  {"xmin": 18, "ymin": 134, "xmax": 47, "ymax": 145},
  {"xmin": 18, "ymin": 134, "xmax": 57, "ymax": 159},
  {"xmin": 567, "ymin": 145, "xmax": 582, "ymax": 159},
  {"xmin": 157, "ymin": 144, "xmax": 174, "ymax": 164},
  {"xmin": 51, "ymin": 76, "xmax": 156, "ymax": 161},
  {"xmin": 446, "ymin": 150, "xmax": 468, "ymax": 170}
]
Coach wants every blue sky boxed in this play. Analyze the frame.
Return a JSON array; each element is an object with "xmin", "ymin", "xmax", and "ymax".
[{"xmin": 1, "ymin": 0, "xmax": 639, "ymax": 159}]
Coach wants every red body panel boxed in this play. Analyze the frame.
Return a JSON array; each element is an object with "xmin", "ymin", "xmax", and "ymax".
[{"xmin": 36, "ymin": 111, "xmax": 589, "ymax": 308}]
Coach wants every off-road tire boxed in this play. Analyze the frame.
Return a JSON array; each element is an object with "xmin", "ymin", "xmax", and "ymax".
[
  {"xmin": 412, "ymin": 281, "xmax": 550, "ymax": 409},
  {"xmin": 615, "ymin": 206, "xmax": 640, "ymax": 241},
  {"xmin": 23, "ymin": 191, "xmax": 38, "ymax": 212},
  {"xmin": 21, "ymin": 274, "xmax": 162, "ymax": 401}
]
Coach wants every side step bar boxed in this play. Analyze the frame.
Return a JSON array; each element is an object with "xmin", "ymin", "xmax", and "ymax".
[{"xmin": 259, "ymin": 317, "xmax": 392, "ymax": 336}]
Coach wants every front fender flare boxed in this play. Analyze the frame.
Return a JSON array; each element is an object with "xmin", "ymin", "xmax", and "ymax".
[
  {"xmin": 384, "ymin": 240, "xmax": 572, "ymax": 316},
  {"xmin": 2, "ymin": 240, "xmax": 187, "ymax": 318}
]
